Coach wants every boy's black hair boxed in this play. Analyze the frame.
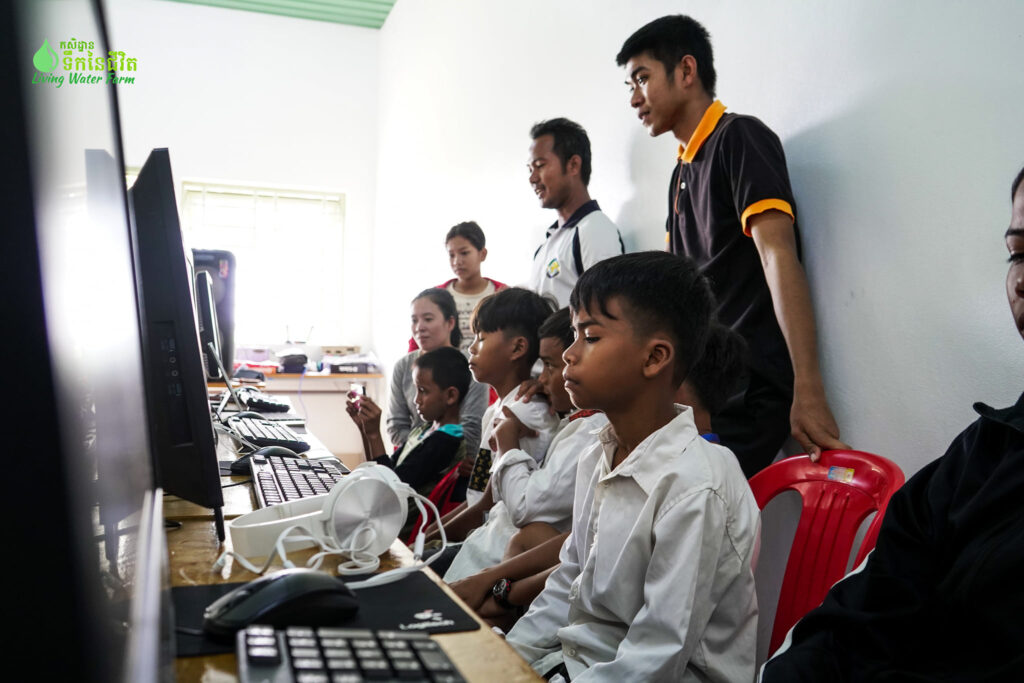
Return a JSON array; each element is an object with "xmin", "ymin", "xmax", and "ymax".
[
  {"xmin": 471, "ymin": 287, "xmax": 555, "ymax": 366},
  {"xmin": 1012, "ymin": 166, "xmax": 1024, "ymax": 200},
  {"xmin": 538, "ymin": 307, "xmax": 574, "ymax": 352},
  {"xmin": 413, "ymin": 287, "xmax": 461, "ymax": 348},
  {"xmin": 446, "ymin": 221, "xmax": 486, "ymax": 251},
  {"xmin": 687, "ymin": 323, "xmax": 748, "ymax": 415},
  {"xmin": 615, "ymin": 15, "xmax": 717, "ymax": 99},
  {"xmin": 530, "ymin": 118, "xmax": 593, "ymax": 186},
  {"xmin": 414, "ymin": 346, "xmax": 470, "ymax": 405},
  {"xmin": 569, "ymin": 251, "xmax": 714, "ymax": 385}
]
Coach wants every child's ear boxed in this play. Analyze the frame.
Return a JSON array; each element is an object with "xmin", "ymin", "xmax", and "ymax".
[
  {"xmin": 507, "ymin": 335, "xmax": 529, "ymax": 362},
  {"xmin": 641, "ymin": 336, "xmax": 675, "ymax": 380},
  {"xmin": 444, "ymin": 386, "xmax": 459, "ymax": 407},
  {"xmin": 479, "ymin": 247, "xmax": 488, "ymax": 262}
]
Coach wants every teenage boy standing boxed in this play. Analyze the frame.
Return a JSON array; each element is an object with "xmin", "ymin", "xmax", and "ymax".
[
  {"xmin": 616, "ymin": 16, "xmax": 845, "ymax": 475},
  {"xmin": 527, "ymin": 118, "xmax": 623, "ymax": 308},
  {"xmin": 507, "ymin": 252, "xmax": 759, "ymax": 681}
]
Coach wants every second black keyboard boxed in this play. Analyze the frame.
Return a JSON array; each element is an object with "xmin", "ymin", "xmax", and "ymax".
[{"xmin": 230, "ymin": 416, "xmax": 311, "ymax": 453}]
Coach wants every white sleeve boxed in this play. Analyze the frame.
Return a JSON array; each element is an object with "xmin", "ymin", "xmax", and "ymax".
[
  {"xmin": 573, "ymin": 489, "xmax": 750, "ymax": 682},
  {"xmin": 506, "ymin": 398, "xmax": 560, "ymax": 465},
  {"xmin": 491, "ymin": 442, "xmax": 577, "ymax": 529},
  {"xmin": 577, "ymin": 213, "xmax": 623, "ymax": 270}
]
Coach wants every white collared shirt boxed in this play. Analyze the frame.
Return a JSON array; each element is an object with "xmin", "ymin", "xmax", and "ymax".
[
  {"xmin": 528, "ymin": 209, "xmax": 622, "ymax": 308},
  {"xmin": 443, "ymin": 412, "xmax": 608, "ymax": 583},
  {"xmin": 507, "ymin": 406, "xmax": 760, "ymax": 682}
]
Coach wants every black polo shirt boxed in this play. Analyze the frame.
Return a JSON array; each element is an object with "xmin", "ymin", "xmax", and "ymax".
[{"xmin": 667, "ymin": 100, "xmax": 800, "ymax": 392}]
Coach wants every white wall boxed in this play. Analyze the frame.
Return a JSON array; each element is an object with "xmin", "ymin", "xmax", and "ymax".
[
  {"xmin": 374, "ymin": 0, "xmax": 1024, "ymax": 479},
  {"xmin": 106, "ymin": 0, "xmax": 380, "ymax": 348}
]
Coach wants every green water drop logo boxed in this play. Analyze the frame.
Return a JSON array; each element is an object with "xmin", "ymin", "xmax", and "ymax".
[{"xmin": 33, "ymin": 39, "xmax": 58, "ymax": 72}]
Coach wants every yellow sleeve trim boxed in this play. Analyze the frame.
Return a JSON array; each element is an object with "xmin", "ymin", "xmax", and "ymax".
[{"xmin": 741, "ymin": 198, "xmax": 794, "ymax": 237}]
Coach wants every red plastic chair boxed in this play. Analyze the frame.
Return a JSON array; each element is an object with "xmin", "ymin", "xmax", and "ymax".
[{"xmin": 749, "ymin": 449, "xmax": 905, "ymax": 655}]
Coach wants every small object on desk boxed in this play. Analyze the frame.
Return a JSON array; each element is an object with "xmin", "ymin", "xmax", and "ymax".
[
  {"xmin": 230, "ymin": 445, "xmax": 302, "ymax": 476},
  {"xmin": 237, "ymin": 626, "xmax": 466, "ymax": 683},
  {"xmin": 203, "ymin": 568, "xmax": 359, "ymax": 642}
]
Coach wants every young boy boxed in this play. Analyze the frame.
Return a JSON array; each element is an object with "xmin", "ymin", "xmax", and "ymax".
[
  {"xmin": 346, "ymin": 346, "xmax": 469, "ymax": 498},
  {"xmin": 507, "ymin": 251, "xmax": 760, "ymax": 682},
  {"xmin": 423, "ymin": 288, "xmax": 560, "ymax": 568},
  {"xmin": 444, "ymin": 307, "xmax": 608, "ymax": 583}
]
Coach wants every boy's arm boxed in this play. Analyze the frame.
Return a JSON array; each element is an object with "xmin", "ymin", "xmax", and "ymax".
[
  {"xmin": 450, "ymin": 531, "xmax": 568, "ymax": 610},
  {"xmin": 428, "ymin": 481, "xmax": 494, "ymax": 543},
  {"xmin": 505, "ymin": 532, "xmax": 580, "ymax": 669},
  {"xmin": 492, "ymin": 444, "xmax": 576, "ymax": 528},
  {"xmin": 574, "ymin": 489, "xmax": 755, "ymax": 682},
  {"xmin": 750, "ymin": 211, "xmax": 847, "ymax": 460}
]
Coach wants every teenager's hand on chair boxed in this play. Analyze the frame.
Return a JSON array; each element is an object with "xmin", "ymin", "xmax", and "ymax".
[
  {"xmin": 494, "ymin": 407, "xmax": 537, "ymax": 454},
  {"xmin": 449, "ymin": 572, "xmax": 494, "ymax": 611},
  {"xmin": 791, "ymin": 382, "xmax": 847, "ymax": 462}
]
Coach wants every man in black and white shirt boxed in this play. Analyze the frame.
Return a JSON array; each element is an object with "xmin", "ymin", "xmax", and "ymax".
[{"xmin": 526, "ymin": 118, "xmax": 623, "ymax": 308}]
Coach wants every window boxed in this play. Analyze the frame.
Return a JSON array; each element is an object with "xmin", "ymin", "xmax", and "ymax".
[{"xmin": 179, "ymin": 182, "xmax": 345, "ymax": 345}]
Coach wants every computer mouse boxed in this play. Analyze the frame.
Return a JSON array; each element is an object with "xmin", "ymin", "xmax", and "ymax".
[
  {"xmin": 229, "ymin": 445, "xmax": 302, "ymax": 475},
  {"xmin": 203, "ymin": 568, "xmax": 359, "ymax": 641}
]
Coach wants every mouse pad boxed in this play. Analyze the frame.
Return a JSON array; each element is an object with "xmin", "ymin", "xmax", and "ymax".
[{"xmin": 173, "ymin": 570, "xmax": 480, "ymax": 657}]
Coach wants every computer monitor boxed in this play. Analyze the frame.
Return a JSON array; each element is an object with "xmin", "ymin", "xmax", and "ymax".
[
  {"xmin": 129, "ymin": 148, "xmax": 225, "ymax": 539},
  {"xmin": 3, "ymin": 1, "xmax": 173, "ymax": 680},
  {"xmin": 192, "ymin": 248, "xmax": 237, "ymax": 380},
  {"xmin": 196, "ymin": 270, "xmax": 225, "ymax": 380}
]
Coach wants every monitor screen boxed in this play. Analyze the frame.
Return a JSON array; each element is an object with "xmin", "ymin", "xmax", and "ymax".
[
  {"xmin": 192, "ymin": 248, "xmax": 237, "ymax": 380},
  {"xmin": 129, "ymin": 148, "xmax": 225, "ymax": 539},
  {"xmin": 196, "ymin": 270, "xmax": 225, "ymax": 380},
  {"xmin": 3, "ymin": 1, "xmax": 174, "ymax": 680}
]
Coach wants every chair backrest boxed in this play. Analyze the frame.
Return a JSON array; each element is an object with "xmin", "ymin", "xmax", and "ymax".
[{"xmin": 750, "ymin": 449, "xmax": 905, "ymax": 655}]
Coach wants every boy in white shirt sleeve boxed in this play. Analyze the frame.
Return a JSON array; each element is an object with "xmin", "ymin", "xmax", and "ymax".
[{"xmin": 506, "ymin": 251, "xmax": 760, "ymax": 682}]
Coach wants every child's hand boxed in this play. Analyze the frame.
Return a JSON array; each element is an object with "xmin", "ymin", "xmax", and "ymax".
[
  {"xmin": 457, "ymin": 459, "xmax": 474, "ymax": 477},
  {"xmin": 493, "ymin": 406, "xmax": 537, "ymax": 454},
  {"xmin": 514, "ymin": 378, "xmax": 546, "ymax": 403},
  {"xmin": 355, "ymin": 396, "xmax": 383, "ymax": 433},
  {"xmin": 449, "ymin": 572, "xmax": 494, "ymax": 611}
]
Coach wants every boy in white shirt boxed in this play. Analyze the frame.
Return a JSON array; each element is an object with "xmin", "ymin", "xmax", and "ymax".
[
  {"xmin": 423, "ymin": 288, "xmax": 559, "ymax": 571},
  {"xmin": 444, "ymin": 308, "xmax": 608, "ymax": 583},
  {"xmin": 507, "ymin": 251, "xmax": 760, "ymax": 682}
]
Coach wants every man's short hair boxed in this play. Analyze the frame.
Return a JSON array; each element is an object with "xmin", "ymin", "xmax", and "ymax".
[
  {"xmin": 446, "ymin": 221, "xmax": 486, "ymax": 250},
  {"xmin": 471, "ymin": 287, "xmax": 556, "ymax": 366},
  {"xmin": 688, "ymin": 323, "xmax": 748, "ymax": 415},
  {"xmin": 569, "ymin": 251, "xmax": 714, "ymax": 385},
  {"xmin": 1012, "ymin": 166, "xmax": 1024, "ymax": 200},
  {"xmin": 615, "ymin": 15, "xmax": 717, "ymax": 99},
  {"xmin": 414, "ymin": 346, "xmax": 470, "ymax": 405},
  {"xmin": 538, "ymin": 307, "xmax": 574, "ymax": 351},
  {"xmin": 530, "ymin": 118, "xmax": 593, "ymax": 186}
]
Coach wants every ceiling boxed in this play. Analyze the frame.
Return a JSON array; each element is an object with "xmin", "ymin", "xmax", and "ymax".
[{"xmin": 165, "ymin": 0, "xmax": 397, "ymax": 29}]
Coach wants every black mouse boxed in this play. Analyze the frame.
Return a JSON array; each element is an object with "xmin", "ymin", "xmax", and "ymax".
[
  {"xmin": 203, "ymin": 568, "xmax": 359, "ymax": 641},
  {"xmin": 229, "ymin": 445, "xmax": 302, "ymax": 475}
]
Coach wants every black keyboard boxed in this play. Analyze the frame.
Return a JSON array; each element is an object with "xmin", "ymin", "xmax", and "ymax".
[
  {"xmin": 230, "ymin": 416, "xmax": 311, "ymax": 453},
  {"xmin": 251, "ymin": 453, "xmax": 349, "ymax": 508},
  {"xmin": 237, "ymin": 625, "xmax": 466, "ymax": 683},
  {"xmin": 238, "ymin": 386, "xmax": 292, "ymax": 412}
]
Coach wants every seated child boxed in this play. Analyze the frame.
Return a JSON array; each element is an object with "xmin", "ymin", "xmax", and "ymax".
[
  {"xmin": 506, "ymin": 251, "xmax": 760, "ymax": 682},
  {"xmin": 409, "ymin": 221, "xmax": 507, "ymax": 354},
  {"xmin": 453, "ymin": 318, "xmax": 749, "ymax": 625},
  {"xmin": 347, "ymin": 346, "xmax": 469, "ymax": 502},
  {"xmin": 388, "ymin": 287, "xmax": 488, "ymax": 459},
  {"xmin": 444, "ymin": 307, "xmax": 609, "ymax": 583},
  {"xmin": 423, "ymin": 288, "xmax": 560, "ymax": 565}
]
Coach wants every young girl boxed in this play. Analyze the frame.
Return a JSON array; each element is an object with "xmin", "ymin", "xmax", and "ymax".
[
  {"xmin": 409, "ymin": 221, "xmax": 506, "ymax": 354},
  {"xmin": 389, "ymin": 288, "xmax": 488, "ymax": 460}
]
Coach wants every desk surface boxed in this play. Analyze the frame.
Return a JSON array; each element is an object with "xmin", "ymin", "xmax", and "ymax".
[{"xmin": 168, "ymin": 436, "xmax": 540, "ymax": 683}]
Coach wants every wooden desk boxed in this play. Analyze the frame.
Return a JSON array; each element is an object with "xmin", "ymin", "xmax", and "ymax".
[{"xmin": 168, "ymin": 440, "xmax": 540, "ymax": 682}]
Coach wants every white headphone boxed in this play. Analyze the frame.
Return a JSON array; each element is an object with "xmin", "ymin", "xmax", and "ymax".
[{"xmin": 213, "ymin": 462, "xmax": 448, "ymax": 590}]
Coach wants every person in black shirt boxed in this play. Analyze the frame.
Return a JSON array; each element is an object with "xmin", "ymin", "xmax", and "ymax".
[
  {"xmin": 616, "ymin": 15, "xmax": 846, "ymax": 476},
  {"xmin": 760, "ymin": 166, "xmax": 1024, "ymax": 681}
]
